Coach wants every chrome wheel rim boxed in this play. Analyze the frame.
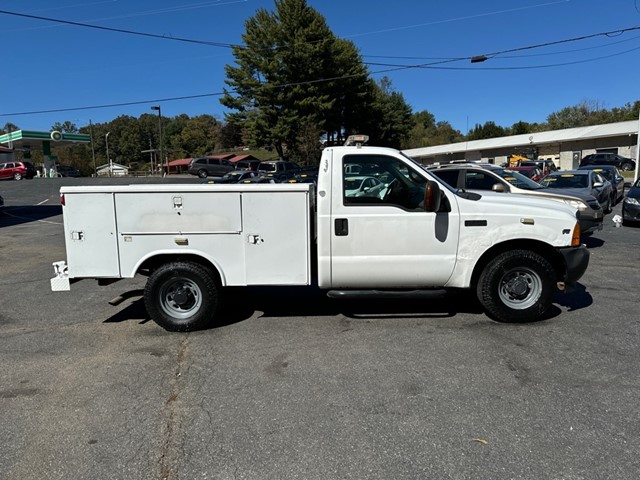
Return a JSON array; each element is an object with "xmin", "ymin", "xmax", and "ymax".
[
  {"xmin": 159, "ymin": 276, "xmax": 202, "ymax": 319},
  {"xmin": 498, "ymin": 267, "xmax": 542, "ymax": 310}
]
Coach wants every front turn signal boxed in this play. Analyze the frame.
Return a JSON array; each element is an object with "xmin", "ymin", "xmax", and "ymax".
[{"xmin": 571, "ymin": 222, "xmax": 581, "ymax": 247}]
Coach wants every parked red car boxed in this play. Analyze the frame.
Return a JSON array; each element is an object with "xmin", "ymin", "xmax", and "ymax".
[
  {"xmin": 0, "ymin": 161, "xmax": 36, "ymax": 180},
  {"xmin": 504, "ymin": 166, "xmax": 543, "ymax": 183}
]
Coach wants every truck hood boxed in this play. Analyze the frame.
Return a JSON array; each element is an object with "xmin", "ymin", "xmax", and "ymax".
[
  {"xmin": 461, "ymin": 190, "xmax": 578, "ymax": 217},
  {"xmin": 454, "ymin": 190, "xmax": 580, "ymax": 250}
]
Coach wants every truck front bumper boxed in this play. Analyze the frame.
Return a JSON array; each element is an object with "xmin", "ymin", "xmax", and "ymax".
[
  {"xmin": 577, "ymin": 215, "xmax": 603, "ymax": 235},
  {"xmin": 559, "ymin": 245, "xmax": 590, "ymax": 292}
]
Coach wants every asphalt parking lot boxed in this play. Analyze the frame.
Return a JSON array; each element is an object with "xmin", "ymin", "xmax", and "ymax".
[{"xmin": 1, "ymin": 176, "xmax": 639, "ymax": 480}]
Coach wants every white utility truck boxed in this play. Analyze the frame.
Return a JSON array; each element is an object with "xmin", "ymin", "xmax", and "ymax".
[{"xmin": 51, "ymin": 141, "xmax": 589, "ymax": 331}]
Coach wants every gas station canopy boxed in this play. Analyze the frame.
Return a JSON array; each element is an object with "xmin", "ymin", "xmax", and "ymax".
[{"xmin": 0, "ymin": 129, "xmax": 91, "ymax": 150}]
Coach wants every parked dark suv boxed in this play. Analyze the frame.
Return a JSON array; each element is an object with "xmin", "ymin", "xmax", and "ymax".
[
  {"xmin": 0, "ymin": 161, "xmax": 36, "ymax": 180},
  {"xmin": 580, "ymin": 153, "xmax": 636, "ymax": 171},
  {"xmin": 56, "ymin": 164, "xmax": 81, "ymax": 177},
  {"xmin": 187, "ymin": 157, "xmax": 235, "ymax": 178}
]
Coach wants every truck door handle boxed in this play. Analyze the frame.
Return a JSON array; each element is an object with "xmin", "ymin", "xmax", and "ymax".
[{"xmin": 335, "ymin": 218, "xmax": 349, "ymax": 236}]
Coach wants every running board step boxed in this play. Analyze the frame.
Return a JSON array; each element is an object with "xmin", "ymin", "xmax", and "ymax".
[{"xmin": 327, "ymin": 289, "xmax": 447, "ymax": 300}]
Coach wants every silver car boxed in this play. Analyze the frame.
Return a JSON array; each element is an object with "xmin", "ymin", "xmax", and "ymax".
[{"xmin": 427, "ymin": 164, "xmax": 604, "ymax": 236}]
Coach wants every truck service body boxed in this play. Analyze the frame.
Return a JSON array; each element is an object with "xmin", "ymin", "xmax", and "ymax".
[{"xmin": 52, "ymin": 144, "xmax": 589, "ymax": 331}]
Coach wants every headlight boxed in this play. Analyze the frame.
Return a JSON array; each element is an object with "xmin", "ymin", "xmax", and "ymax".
[
  {"xmin": 624, "ymin": 197, "xmax": 640, "ymax": 206},
  {"xmin": 560, "ymin": 198, "xmax": 588, "ymax": 210}
]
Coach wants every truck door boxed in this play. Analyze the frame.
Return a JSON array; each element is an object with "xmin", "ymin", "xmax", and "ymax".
[{"xmin": 328, "ymin": 153, "xmax": 459, "ymax": 288}]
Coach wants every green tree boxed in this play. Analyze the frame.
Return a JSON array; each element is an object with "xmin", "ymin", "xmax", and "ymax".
[
  {"xmin": 175, "ymin": 115, "xmax": 221, "ymax": 157},
  {"xmin": 322, "ymin": 38, "xmax": 374, "ymax": 145},
  {"xmin": 363, "ymin": 77, "xmax": 414, "ymax": 149},
  {"xmin": 221, "ymin": 0, "xmax": 371, "ymax": 161},
  {"xmin": 403, "ymin": 110, "xmax": 463, "ymax": 148},
  {"xmin": 51, "ymin": 121, "xmax": 78, "ymax": 133},
  {"xmin": 467, "ymin": 121, "xmax": 508, "ymax": 140},
  {"xmin": 611, "ymin": 100, "xmax": 640, "ymax": 121},
  {"xmin": 546, "ymin": 99, "xmax": 614, "ymax": 130},
  {"xmin": 1, "ymin": 122, "xmax": 19, "ymax": 135},
  {"xmin": 219, "ymin": 121, "xmax": 243, "ymax": 149}
]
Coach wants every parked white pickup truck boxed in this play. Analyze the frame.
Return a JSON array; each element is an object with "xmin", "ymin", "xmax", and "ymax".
[{"xmin": 51, "ymin": 143, "xmax": 589, "ymax": 331}]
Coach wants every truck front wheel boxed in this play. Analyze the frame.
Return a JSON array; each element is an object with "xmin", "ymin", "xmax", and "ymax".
[
  {"xmin": 144, "ymin": 261, "xmax": 220, "ymax": 332},
  {"xmin": 477, "ymin": 250, "xmax": 555, "ymax": 323}
]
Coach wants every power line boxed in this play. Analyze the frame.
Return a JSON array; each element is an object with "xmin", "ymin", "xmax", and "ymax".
[
  {"xmin": 478, "ymin": 25, "xmax": 640, "ymax": 60},
  {"xmin": 0, "ymin": 93, "xmax": 227, "ymax": 117},
  {"xmin": 361, "ymin": 26, "xmax": 640, "ymax": 70},
  {"xmin": 363, "ymin": 32, "xmax": 640, "ymax": 60},
  {"xmin": 2, "ymin": 18, "xmax": 640, "ymax": 117},
  {"xmin": 0, "ymin": 8, "xmax": 240, "ymax": 49},
  {"xmin": 365, "ymin": 43, "xmax": 640, "ymax": 71},
  {"xmin": 343, "ymin": 0, "xmax": 571, "ymax": 39}
]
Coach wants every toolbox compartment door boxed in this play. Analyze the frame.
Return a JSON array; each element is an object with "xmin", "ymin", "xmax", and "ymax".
[
  {"xmin": 63, "ymin": 193, "xmax": 120, "ymax": 278},
  {"xmin": 242, "ymin": 191, "xmax": 310, "ymax": 285}
]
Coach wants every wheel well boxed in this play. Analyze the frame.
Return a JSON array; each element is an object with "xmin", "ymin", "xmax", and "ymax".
[
  {"xmin": 138, "ymin": 254, "xmax": 223, "ymax": 285},
  {"xmin": 470, "ymin": 240, "xmax": 565, "ymax": 288}
]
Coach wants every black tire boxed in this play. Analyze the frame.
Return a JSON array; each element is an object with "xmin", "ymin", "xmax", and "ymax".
[
  {"xmin": 620, "ymin": 162, "xmax": 634, "ymax": 172},
  {"xmin": 144, "ymin": 261, "xmax": 220, "ymax": 332},
  {"xmin": 476, "ymin": 250, "xmax": 555, "ymax": 323},
  {"xmin": 13, "ymin": 172, "xmax": 22, "ymax": 180},
  {"xmin": 197, "ymin": 169, "xmax": 208, "ymax": 178},
  {"xmin": 603, "ymin": 197, "xmax": 612, "ymax": 214}
]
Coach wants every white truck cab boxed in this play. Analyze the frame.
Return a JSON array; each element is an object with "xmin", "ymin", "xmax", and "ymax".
[{"xmin": 52, "ymin": 143, "xmax": 589, "ymax": 331}]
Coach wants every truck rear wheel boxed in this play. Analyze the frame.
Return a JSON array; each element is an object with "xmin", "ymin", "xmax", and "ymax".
[
  {"xmin": 144, "ymin": 261, "xmax": 220, "ymax": 332},
  {"xmin": 477, "ymin": 250, "xmax": 555, "ymax": 323}
]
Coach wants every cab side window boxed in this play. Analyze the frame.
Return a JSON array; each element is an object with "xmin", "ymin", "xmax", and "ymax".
[{"xmin": 342, "ymin": 154, "xmax": 427, "ymax": 211}]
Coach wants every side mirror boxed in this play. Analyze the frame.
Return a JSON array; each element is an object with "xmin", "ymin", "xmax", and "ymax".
[
  {"xmin": 593, "ymin": 182, "xmax": 604, "ymax": 188},
  {"xmin": 424, "ymin": 181, "xmax": 442, "ymax": 212},
  {"xmin": 492, "ymin": 183, "xmax": 507, "ymax": 193}
]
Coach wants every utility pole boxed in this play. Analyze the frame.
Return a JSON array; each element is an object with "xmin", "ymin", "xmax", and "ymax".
[
  {"xmin": 89, "ymin": 120, "xmax": 96, "ymax": 177},
  {"xmin": 151, "ymin": 106, "xmax": 163, "ymax": 174},
  {"xmin": 635, "ymin": 108, "xmax": 640, "ymax": 182},
  {"xmin": 106, "ymin": 132, "xmax": 111, "ymax": 177}
]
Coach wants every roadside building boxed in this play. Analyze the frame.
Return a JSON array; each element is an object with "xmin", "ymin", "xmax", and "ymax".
[
  {"xmin": 96, "ymin": 163, "xmax": 129, "ymax": 176},
  {"xmin": 404, "ymin": 120, "xmax": 638, "ymax": 170}
]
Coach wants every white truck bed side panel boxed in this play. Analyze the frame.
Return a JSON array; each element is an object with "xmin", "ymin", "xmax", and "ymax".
[
  {"xmin": 115, "ymin": 192, "xmax": 245, "ymax": 282},
  {"xmin": 242, "ymin": 191, "xmax": 310, "ymax": 285},
  {"xmin": 114, "ymin": 192, "xmax": 242, "ymax": 234},
  {"xmin": 63, "ymin": 193, "xmax": 120, "ymax": 278},
  {"xmin": 118, "ymin": 236, "xmax": 246, "ymax": 284}
]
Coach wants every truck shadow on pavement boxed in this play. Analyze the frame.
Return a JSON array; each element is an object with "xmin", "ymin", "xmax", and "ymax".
[
  {"xmin": 103, "ymin": 284, "xmax": 593, "ymax": 330},
  {"xmin": 583, "ymin": 236, "xmax": 605, "ymax": 249},
  {"xmin": 0, "ymin": 205, "xmax": 62, "ymax": 227},
  {"xmin": 552, "ymin": 283, "xmax": 593, "ymax": 312}
]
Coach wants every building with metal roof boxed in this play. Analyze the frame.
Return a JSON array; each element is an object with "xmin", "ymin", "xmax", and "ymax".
[{"xmin": 403, "ymin": 120, "xmax": 639, "ymax": 170}]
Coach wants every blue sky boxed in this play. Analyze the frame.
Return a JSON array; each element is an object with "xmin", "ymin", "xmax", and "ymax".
[{"xmin": 1, "ymin": 0, "xmax": 640, "ymax": 136}]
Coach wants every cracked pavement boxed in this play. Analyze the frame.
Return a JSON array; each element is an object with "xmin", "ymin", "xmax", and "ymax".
[{"xmin": 1, "ymin": 177, "xmax": 639, "ymax": 479}]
